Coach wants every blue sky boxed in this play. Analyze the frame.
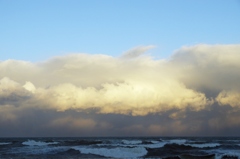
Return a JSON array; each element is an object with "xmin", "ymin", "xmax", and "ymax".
[{"xmin": 1, "ymin": 0, "xmax": 239, "ymax": 61}]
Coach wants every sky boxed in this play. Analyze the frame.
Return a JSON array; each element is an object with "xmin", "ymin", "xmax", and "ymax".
[{"xmin": 0, "ymin": 0, "xmax": 240, "ymax": 137}]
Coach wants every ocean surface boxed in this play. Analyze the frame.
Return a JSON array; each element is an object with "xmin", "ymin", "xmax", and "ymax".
[{"xmin": 0, "ymin": 137, "xmax": 240, "ymax": 159}]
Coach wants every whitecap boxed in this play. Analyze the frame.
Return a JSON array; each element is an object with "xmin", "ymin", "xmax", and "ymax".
[
  {"xmin": 10, "ymin": 146, "xmax": 68, "ymax": 155},
  {"xmin": 207, "ymin": 149, "xmax": 240, "ymax": 159},
  {"xmin": 140, "ymin": 140, "xmax": 167, "ymax": 148},
  {"xmin": 73, "ymin": 146, "xmax": 147, "ymax": 158},
  {"xmin": 22, "ymin": 140, "xmax": 58, "ymax": 146},
  {"xmin": 121, "ymin": 139, "xmax": 142, "ymax": 145},
  {"xmin": 185, "ymin": 143, "xmax": 220, "ymax": 148},
  {"xmin": 0, "ymin": 142, "xmax": 11, "ymax": 145},
  {"xmin": 168, "ymin": 139, "xmax": 187, "ymax": 145},
  {"xmin": 98, "ymin": 139, "xmax": 166, "ymax": 149}
]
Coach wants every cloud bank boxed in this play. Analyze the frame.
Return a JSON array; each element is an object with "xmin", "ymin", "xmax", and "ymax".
[{"xmin": 1, "ymin": 44, "xmax": 240, "ymax": 136}]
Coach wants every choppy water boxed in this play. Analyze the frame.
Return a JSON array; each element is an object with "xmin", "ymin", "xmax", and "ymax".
[{"xmin": 0, "ymin": 137, "xmax": 240, "ymax": 158}]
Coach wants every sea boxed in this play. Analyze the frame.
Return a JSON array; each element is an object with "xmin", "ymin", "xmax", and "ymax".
[{"xmin": 0, "ymin": 137, "xmax": 240, "ymax": 159}]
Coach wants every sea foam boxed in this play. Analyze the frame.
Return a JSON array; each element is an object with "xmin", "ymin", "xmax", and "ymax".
[
  {"xmin": 122, "ymin": 139, "xmax": 142, "ymax": 145},
  {"xmin": 0, "ymin": 142, "xmax": 11, "ymax": 145},
  {"xmin": 186, "ymin": 143, "xmax": 220, "ymax": 148},
  {"xmin": 73, "ymin": 146, "xmax": 148, "ymax": 158},
  {"xmin": 121, "ymin": 139, "xmax": 166, "ymax": 148},
  {"xmin": 211, "ymin": 150, "xmax": 240, "ymax": 159},
  {"xmin": 22, "ymin": 140, "xmax": 58, "ymax": 146},
  {"xmin": 97, "ymin": 139, "xmax": 166, "ymax": 149},
  {"xmin": 168, "ymin": 139, "xmax": 187, "ymax": 145}
]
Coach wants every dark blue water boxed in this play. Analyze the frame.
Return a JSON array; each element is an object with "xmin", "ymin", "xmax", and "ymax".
[{"xmin": 0, "ymin": 137, "xmax": 240, "ymax": 158}]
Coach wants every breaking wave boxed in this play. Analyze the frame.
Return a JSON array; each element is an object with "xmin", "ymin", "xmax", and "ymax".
[
  {"xmin": 0, "ymin": 137, "xmax": 240, "ymax": 158},
  {"xmin": 22, "ymin": 140, "xmax": 59, "ymax": 146},
  {"xmin": 73, "ymin": 146, "xmax": 147, "ymax": 158},
  {"xmin": 0, "ymin": 142, "xmax": 11, "ymax": 145},
  {"xmin": 121, "ymin": 139, "xmax": 142, "ymax": 145},
  {"xmin": 186, "ymin": 143, "xmax": 221, "ymax": 148}
]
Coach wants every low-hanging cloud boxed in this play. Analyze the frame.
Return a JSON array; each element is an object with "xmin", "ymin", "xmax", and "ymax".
[
  {"xmin": 1, "ymin": 44, "xmax": 240, "ymax": 136},
  {"xmin": 0, "ymin": 45, "xmax": 221, "ymax": 116}
]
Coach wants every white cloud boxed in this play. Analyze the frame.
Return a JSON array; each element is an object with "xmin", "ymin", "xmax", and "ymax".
[
  {"xmin": 0, "ymin": 44, "xmax": 240, "ymax": 117},
  {"xmin": 216, "ymin": 90, "xmax": 240, "ymax": 108},
  {"xmin": 0, "ymin": 77, "xmax": 29, "ymax": 98},
  {"xmin": 120, "ymin": 45, "xmax": 156, "ymax": 59},
  {"xmin": 170, "ymin": 44, "xmax": 240, "ymax": 92},
  {"xmin": 23, "ymin": 81, "xmax": 36, "ymax": 93}
]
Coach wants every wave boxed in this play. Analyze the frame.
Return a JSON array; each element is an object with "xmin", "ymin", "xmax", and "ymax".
[
  {"xmin": 72, "ymin": 146, "xmax": 148, "ymax": 158},
  {"xmin": 179, "ymin": 154, "xmax": 215, "ymax": 159},
  {"xmin": 150, "ymin": 140, "xmax": 163, "ymax": 144},
  {"xmin": 97, "ymin": 139, "xmax": 198, "ymax": 149},
  {"xmin": 121, "ymin": 139, "xmax": 142, "ymax": 145},
  {"xmin": 1, "ymin": 137, "xmax": 240, "ymax": 158},
  {"xmin": 9, "ymin": 146, "xmax": 68, "ymax": 155},
  {"xmin": 160, "ymin": 139, "xmax": 220, "ymax": 149},
  {"xmin": 22, "ymin": 140, "xmax": 58, "ymax": 146},
  {"xmin": 168, "ymin": 139, "xmax": 187, "ymax": 145},
  {"xmin": 163, "ymin": 143, "xmax": 195, "ymax": 150},
  {"xmin": 161, "ymin": 142, "xmax": 221, "ymax": 151},
  {"xmin": 185, "ymin": 143, "xmax": 221, "ymax": 148},
  {"xmin": 210, "ymin": 150, "xmax": 240, "ymax": 159},
  {"xmin": 63, "ymin": 139, "xmax": 102, "ymax": 146},
  {"xmin": 143, "ymin": 143, "xmax": 166, "ymax": 148},
  {"xmin": 97, "ymin": 139, "xmax": 167, "ymax": 149},
  {"xmin": 0, "ymin": 142, "xmax": 11, "ymax": 145}
]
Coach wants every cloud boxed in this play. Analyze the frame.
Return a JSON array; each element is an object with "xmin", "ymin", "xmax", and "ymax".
[
  {"xmin": 0, "ymin": 77, "xmax": 31, "ymax": 107},
  {"xmin": 0, "ymin": 45, "xmax": 218, "ymax": 116},
  {"xmin": 216, "ymin": 90, "xmax": 240, "ymax": 108},
  {"xmin": 0, "ymin": 77, "xmax": 25, "ymax": 97},
  {"xmin": 0, "ymin": 105, "xmax": 18, "ymax": 121},
  {"xmin": 120, "ymin": 45, "xmax": 156, "ymax": 59},
  {"xmin": 1, "ymin": 44, "xmax": 240, "ymax": 116},
  {"xmin": 49, "ymin": 116, "xmax": 96, "ymax": 130},
  {"xmin": 170, "ymin": 44, "xmax": 240, "ymax": 93},
  {"xmin": 23, "ymin": 81, "xmax": 36, "ymax": 93},
  {"xmin": 0, "ymin": 78, "xmax": 211, "ymax": 116},
  {"xmin": 1, "ymin": 44, "xmax": 240, "ymax": 136}
]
